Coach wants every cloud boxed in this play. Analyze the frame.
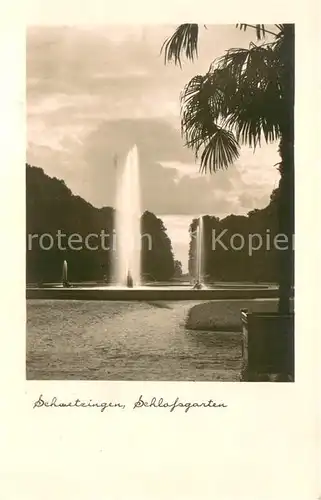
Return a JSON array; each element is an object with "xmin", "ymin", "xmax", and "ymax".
[
  {"xmin": 27, "ymin": 25, "xmax": 280, "ymax": 234},
  {"xmin": 28, "ymin": 117, "xmax": 279, "ymax": 217},
  {"xmin": 27, "ymin": 25, "xmax": 270, "ymax": 129}
]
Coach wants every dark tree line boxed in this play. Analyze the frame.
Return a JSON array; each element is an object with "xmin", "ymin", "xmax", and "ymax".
[
  {"xmin": 189, "ymin": 189, "xmax": 280, "ymax": 283},
  {"xmin": 141, "ymin": 211, "xmax": 175, "ymax": 281},
  {"xmin": 26, "ymin": 164, "xmax": 175, "ymax": 283}
]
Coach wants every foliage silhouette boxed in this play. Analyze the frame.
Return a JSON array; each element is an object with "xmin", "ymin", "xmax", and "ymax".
[
  {"xmin": 173, "ymin": 260, "xmax": 183, "ymax": 278},
  {"xmin": 189, "ymin": 189, "xmax": 279, "ymax": 283}
]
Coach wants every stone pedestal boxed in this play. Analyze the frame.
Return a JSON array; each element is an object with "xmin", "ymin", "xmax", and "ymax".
[{"xmin": 240, "ymin": 310, "xmax": 294, "ymax": 381}]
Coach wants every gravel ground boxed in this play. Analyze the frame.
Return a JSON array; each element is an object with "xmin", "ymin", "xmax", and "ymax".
[{"xmin": 26, "ymin": 300, "xmax": 242, "ymax": 381}]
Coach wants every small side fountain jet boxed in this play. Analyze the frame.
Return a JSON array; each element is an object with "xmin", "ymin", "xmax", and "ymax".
[
  {"xmin": 192, "ymin": 216, "xmax": 205, "ymax": 290},
  {"xmin": 62, "ymin": 260, "xmax": 71, "ymax": 288}
]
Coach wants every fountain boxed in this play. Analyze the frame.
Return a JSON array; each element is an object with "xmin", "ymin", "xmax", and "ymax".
[
  {"xmin": 194, "ymin": 216, "xmax": 204, "ymax": 289},
  {"xmin": 27, "ymin": 148, "xmax": 278, "ymax": 300},
  {"xmin": 62, "ymin": 260, "xmax": 70, "ymax": 287},
  {"xmin": 114, "ymin": 145, "xmax": 142, "ymax": 287}
]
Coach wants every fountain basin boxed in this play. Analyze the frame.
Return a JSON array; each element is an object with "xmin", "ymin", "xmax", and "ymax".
[{"xmin": 26, "ymin": 285, "xmax": 279, "ymax": 301}]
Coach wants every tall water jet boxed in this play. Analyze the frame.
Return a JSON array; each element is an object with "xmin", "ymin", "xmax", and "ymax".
[
  {"xmin": 114, "ymin": 145, "xmax": 142, "ymax": 287},
  {"xmin": 196, "ymin": 216, "xmax": 205, "ymax": 284}
]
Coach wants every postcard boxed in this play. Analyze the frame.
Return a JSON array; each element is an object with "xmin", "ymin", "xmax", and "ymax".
[{"xmin": 1, "ymin": 1, "xmax": 319, "ymax": 498}]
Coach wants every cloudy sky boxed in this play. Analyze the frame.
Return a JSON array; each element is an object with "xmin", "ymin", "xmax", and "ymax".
[{"xmin": 27, "ymin": 25, "xmax": 280, "ymax": 271}]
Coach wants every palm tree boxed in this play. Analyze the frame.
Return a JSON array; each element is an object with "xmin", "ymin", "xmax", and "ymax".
[{"xmin": 162, "ymin": 24, "xmax": 294, "ymax": 314}]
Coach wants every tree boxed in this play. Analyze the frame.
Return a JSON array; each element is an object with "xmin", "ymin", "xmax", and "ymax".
[
  {"xmin": 141, "ymin": 211, "xmax": 175, "ymax": 281},
  {"xmin": 173, "ymin": 260, "xmax": 183, "ymax": 278},
  {"xmin": 188, "ymin": 191, "xmax": 279, "ymax": 283},
  {"xmin": 162, "ymin": 24, "xmax": 294, "ymax": 313}
]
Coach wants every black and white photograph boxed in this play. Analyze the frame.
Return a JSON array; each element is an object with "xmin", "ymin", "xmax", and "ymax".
[{"xmin": 26, "ymin": 23, "xmax": 295, "ymax": 382}]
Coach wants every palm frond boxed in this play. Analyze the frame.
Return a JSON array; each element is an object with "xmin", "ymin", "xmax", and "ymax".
[
  {"xmin": 162, "ymin": 23, "xmax": 290, "ymax": 174},
  {"xmin": 199, "ymin": 129, "xmax": 240, "ymax": 172},
  {"xmin": 180, "ymin": 72, "xmax": 227, "ymax": 156},
  {"xmin": 236, "ymin": 24, "xmax": 266, "ymax": 40},
  {"xmin": 218, "ymin": 44, "xmax": 282, "ymax": 147},
  {"xmin": 275, "ymin": 24, "xmax": 284, "ymax": 32},
  {"xmin": 161, "ymin": 24, "xmax": 199, "ymax": 67},
  {"xmin": 180, "ymin": 73, "xmax": 240, "ymax": 171},
  {"xmin": 236, "ymin": 24, "xmax": 278, "ymax": 39}
]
